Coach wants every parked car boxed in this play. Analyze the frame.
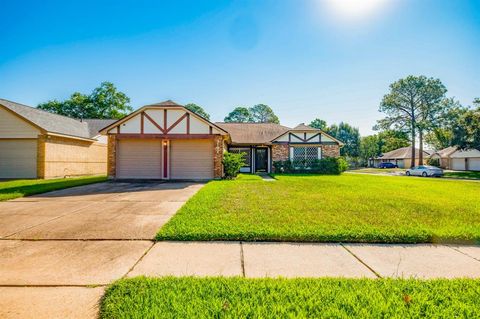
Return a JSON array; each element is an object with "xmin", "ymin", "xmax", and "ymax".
[
  {"xmin": 405, "ymin": 165, "xmax": 443, "ymax": 177},
  {"xmin": 378, "ymin": 162, "xmax": 398, "ymax": 169}
]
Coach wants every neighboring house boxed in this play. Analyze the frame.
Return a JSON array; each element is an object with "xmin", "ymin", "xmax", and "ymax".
[
  {"xmin": 371, "ymin": 146, "xmax": 432, "ymax": 168},
  {"xmin": 100, "ymin": 101, "xmax": 344, "ymax": 180},
  {"xmin": 0, "ymin": 99, "xmax": 114, "ymax": 179},
  {"xmin": 448, "ymin": 148, "xmax": 480, "ymax": 171},
  {"xmin": 429, "ymin": 146, "xmax": 457, "ymax": 169}
]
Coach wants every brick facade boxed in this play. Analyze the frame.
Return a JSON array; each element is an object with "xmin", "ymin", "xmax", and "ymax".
[
  {"xmin": 107, "ymin": 135, "xmax": 117, "ymax": 178},
  {"xmin": 272, "ymin": 144, "xmax": 289, "ymax": 162},
  {"xmin": 213, "ymin": 135, "xmax": 224, "ymax": 179},
  {"xmin": 320, "ymin": 144, "xmax": 340, "ymax": 158},
  {"xmin": 36, "ymin": 135, "xmax": 47, "ymax": 178}
]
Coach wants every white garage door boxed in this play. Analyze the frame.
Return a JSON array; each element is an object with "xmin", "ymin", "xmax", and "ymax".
[
  {"xmin": 468, "ymin": 158, "xmax": 480, "ymax": 171},
  {"xmin": 117, "ymin": 139, "xmax": 162, "ymax": 179},
  {"xmin": 170, "ymin": 139, "xmax": 214, "ymax": 180},
  {"xmin": 451, "ymin": 158, "xmax": 466, "ymax": 171},
  {"xmin": 0, "ymin": 139, "xmax": 37, "ymax": 178}
]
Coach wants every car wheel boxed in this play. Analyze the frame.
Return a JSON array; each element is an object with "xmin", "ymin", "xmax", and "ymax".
[
  {"xmin": 422, "ymin": 172, "xmax": 427, "ymax": 177},
  {"xmin": 406, "ymin": 171, "xmax": 410, "ymax": 176}
]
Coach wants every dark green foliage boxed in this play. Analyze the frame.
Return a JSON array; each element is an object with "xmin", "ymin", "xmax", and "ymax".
[
  {"xmin": 309, "ymin": 118, "xmax": 328, "ymax": 130},
  {"xmin": 224, "ymin": 107, "xmax": 252, "ymax": 122},
  {"xmin": 101, "ymin": 277, "xmax": 480, "ymax": 319},
  {"xmin": 184, "ymin": 103, "xmax": 211, "ymax": 120},
  {"xmin": 0, "ymin": 176, "xmax": 107, "ymax": 201},
  {"xmin": 249, "ymin": 104, "xmax": 280, "ymax": 123},
  {"xmin": 222, "ymin": 152, "xmax": 245, "ymax": 179},
  {"xmin": 427, "ymin": 158, "xmax": 440, "ymax": 167},
  {"xmin": 38, "ymin": 82, "xmax": 132, "ymax": 119},
  {"xmin": 328, "ymin": 122, "xmax": 361, "ymax": 157},
  {"xmin": 273, "ymin": 157, "xmax": 348, "ymax": 174},
  {"xmin": 452, "ymin": 107, "xmax": 480, "ymax": 150}
]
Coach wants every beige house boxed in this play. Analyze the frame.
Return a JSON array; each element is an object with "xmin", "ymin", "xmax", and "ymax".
[
  {"xmin": 429, "ymin": 146, "xmax": 457, "ymax": 169},
  {"xmin": 100, "ymin": 101, "xmax": 344, "ymax": 180},
  {"xmin": 0, "ymin": 99, "xmax": 114, "ymax": 179},
  {"xmin": 372, "ymin": 146, "xmax": 432, "ymax": 168}
]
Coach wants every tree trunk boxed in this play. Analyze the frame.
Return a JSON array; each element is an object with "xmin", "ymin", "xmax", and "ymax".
[
  {"xmin": 411, "ymin": 123, "xmax": 416, "ymax": 168},
  {"xmin": 419, "ymin": 130, "xmax": 424, "ymax": 165}
]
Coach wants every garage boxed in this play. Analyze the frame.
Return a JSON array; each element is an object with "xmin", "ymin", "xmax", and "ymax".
[
  {"xmin": 468, "ymin": 158, "xmax": 480, "ymax": 171},
  {"xmin": 170, "ymin": 139, "xmax": 214, "ymax": 180},
  {"xmin": 451, "ymin": 158, "xmax": 466, "ymax": 171},
  {"xmin": 117, "ymin": 139, "xmax": 162, "ymax": 179},
  {"xmin": 0, "ymin": 140, "xmax": 37, "ymax": 178}
]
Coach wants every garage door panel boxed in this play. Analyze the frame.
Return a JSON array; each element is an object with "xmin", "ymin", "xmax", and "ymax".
[
  {"xmin": 0, "ymin": 140, "xmax": 37, "ymax": 178},
  {"xmin": 451, "ymin": 158, "xmax": 465, "ymax": 171},
  {"xmin": 468, "ymin": 158, "xmax": 480, "ymax": 171},
  {"xmin": 170, "ymin": 139, "xmax": 213, "ymax": 180},
  {"xmin": 117, "ymin": 139, "xmax": 162, "ymax": 179}
]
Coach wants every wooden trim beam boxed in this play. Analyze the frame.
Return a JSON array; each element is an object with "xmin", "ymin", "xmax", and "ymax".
[
  {"xmin": 116, "ymin": 133, "xmax": 216, "ymax": 139},
  {"xmin": 143, "ymin": 112, "xmax": 165, "ymax": 133},
  {"xmin": 140, "ymin": 112, "xmax": 144, "ymax": 134},
  {"xmin": 166, "ymin": 113, "xmax": 188, "ymax": 133},
  {"xmin": 186, "ymin": 113, "xmax": 190, "ymax": 134}
]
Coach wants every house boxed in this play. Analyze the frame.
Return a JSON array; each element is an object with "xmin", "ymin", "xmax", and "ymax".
[
  {"xmin": 428, "ymin": 146, "xmax": 457, "ymax": 169},
  {"xmin": 0, "ymin": 99, "xmax": 114, "ymax": 179},
  {"xmin": 371, "ymin": 146, "xmax": 432, "ymax": 168},
  {"xmin": 100, "ymin": 101, "xmax": 344, "ymax": 180},
  {"xmin": 448, "ymin": 148, "xmax": 480, "ymax": 171}
]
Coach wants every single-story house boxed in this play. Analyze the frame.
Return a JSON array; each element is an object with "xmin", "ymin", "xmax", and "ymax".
[
  {"xmin": 448, "ymin": 148, "xmax": 480, "ymax": 171},
  {"xmin": 0, "ymin": 99, "xmax": 114, "ymax": 179},
  {"xmin": 428, "ymin": 146, "xmax": 457, "ymax": 169},
  {"xmin": 100, "ymin": 100, "xmax": 344, "ymax": 180},
  {"xmin": 371, "ymin": 146, "xmax": 432, "ymax": 168}
]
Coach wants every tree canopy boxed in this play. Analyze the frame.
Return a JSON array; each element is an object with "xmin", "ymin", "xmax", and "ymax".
[
  {"xmin": 38, "ymin": 82, "xmax": 132, "ymax": 119},
  {"xmin": 309, "ymin": 118, "xmax": 328, "ymax": 131},
  {"xmin": 378, "ymin": 75, "xmax": 447, "ymax": 167},
  {"xmin": 452, "ymin": 106, "xmax": 480, "ymax": 150},
  {"xmin": 224, "ymin": 107, "xmax": 252, "ymax": 122},
  {"xmin": 328, "ymin": 122, "xmax": 361, "ymax": 158},
  {"xmin": 249, "ymin": 104, "xmax": 280, "ymax": 123},
  {"xmin": 184, "ymin": 103, "xmax": 210, "ymax": 120}
]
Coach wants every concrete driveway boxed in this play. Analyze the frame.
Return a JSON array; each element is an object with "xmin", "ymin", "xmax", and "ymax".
[{"xmin": 0, "ymin": 181, "xmax": 204, "ymax": 319}]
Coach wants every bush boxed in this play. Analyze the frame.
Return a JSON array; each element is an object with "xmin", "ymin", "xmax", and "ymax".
[
  {"xmin": 273, "ymin": 157, "xmax": 348, "ymax": 175},
  {"xmin": 222, "ymin": 152, "xmax": 245, "ymax": 179},
  {"xmin": 427, "ymin": 157, "xmax": 440, "ymax": 167}
]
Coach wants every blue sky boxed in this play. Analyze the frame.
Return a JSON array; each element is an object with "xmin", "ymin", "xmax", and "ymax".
[{"xmin": 1, "ymin": 0, "xmax": 479, "ymax": 135}]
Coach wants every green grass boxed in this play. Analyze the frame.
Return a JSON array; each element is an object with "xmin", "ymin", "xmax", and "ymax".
[
  {"xmin": 100, "ymin": 277, "xmax": 480, "ymax": 319},
  {"xmin": 0, "ymin": 175, "xmax": 107, "ymax": 201},
  {"xmin": 444, "ymin": 171, "xmax": 480, "ymax": 180},
  {"xmin": 157, "ymin": 174, "xmax": 480, "ymax": 243}
]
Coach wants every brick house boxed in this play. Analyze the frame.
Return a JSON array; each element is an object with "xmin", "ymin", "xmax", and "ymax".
[
  {"xmin": 101, "ymin": 100, "xmax": 344, "ymax": 179},
  {"xmin": 0, "ymin": 99, "xmax": 114, "ymax": 179}
]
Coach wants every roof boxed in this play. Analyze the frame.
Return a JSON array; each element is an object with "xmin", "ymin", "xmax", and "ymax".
[
  {"xmin": 432, "ymin": 146, "xmax": 458, "ymax": 158},
  {"xmin": 0, "ymin": 98, "xmax": 112, "ymax": 140},
  {"xmin": 450, "ymin": 148, "xmax": 480, "ymax": 158},
  {"xmin": 215, "ymin": 122, "xmax": 290, "ymax": 145},
  {"xmin": 377, "ymin": 146, "xmax": 432, "ymax": 159},
  {"xmin": 291, "ymin": 123, "xmax": 319, "ymax": 131},
  {"xmin": 82, "ymin": 119, "xmax": 117, "ymax": 137}
]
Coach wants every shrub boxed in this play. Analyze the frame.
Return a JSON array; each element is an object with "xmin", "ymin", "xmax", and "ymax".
[
  {"xmin": 222, "ymin": 152, "xmax": 245, "ymax": 179},
  {"xmin": 273, "ymin": 157, "xmax": 348, "ymax": 175},
  {"xmin": 427, "ymin": 157, "xmax": 440, "ymax": 167}
]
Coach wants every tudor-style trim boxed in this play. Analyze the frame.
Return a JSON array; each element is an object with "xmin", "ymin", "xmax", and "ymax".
[
  {"xmin": 143, "ymin": 111, "xmax": 165, "ymax": 133},
  {"xmin": 270, "ymin": 128, "xmax": 344, "ymax": 146},
  {"xmin": 140, "ymin": 112, "xmax": 144, "ymax": 134},
  {"xmin": 166, "ymin": 113, "xmax": 188, "ymax": 133},
  {"xmin": 115, "ymin": 133, "xmax": 216, "ymax": 139},
  {"xmin": 186, "ymin": 113, "xmax": 190, "ymax": 134}
]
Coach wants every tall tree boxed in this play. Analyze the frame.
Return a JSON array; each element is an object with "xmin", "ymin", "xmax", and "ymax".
[
  {"xmin": 378, "ymin": 75, "xmax": 446, "ymax": 167},
  {"xmin": 249, "ymin": 104, "xmax": 280, "ymax": 123},
  {"xmin": 184, "ymin": 103, "xmax": 210, "ymax": 120},
  {"xmin": 377, "ymin": 130, "xmax": 410, "ymax": 153},
  {"xmin": 309, "ymin": 118, "xmax": 328, "ymax": 131},
  {"xmin": 452, "ymin": 106, "xmax": 480, "ymax": 150},
  {"xmin": 38, "ymin": 82, "xmax": 132, "ymax": 119},
  {"xmin": 360, "ymin": 135, "xmax": 381, "ymax": 166},
  {"xmin": 224, "ymin": 107, "xmax": 252, "ymax": 122},
  {"xmin": 328, "ymin": 122, "xmax": 361, "ymax": 158}
]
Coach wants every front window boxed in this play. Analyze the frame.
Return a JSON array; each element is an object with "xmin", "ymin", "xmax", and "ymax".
[
  {"xmin": 229, "ymin": 148, "xmax": 251, "ymax": 168},
  {"xmin": 291, "ymin": 147, "xmax": 320, "ymax": 168}
]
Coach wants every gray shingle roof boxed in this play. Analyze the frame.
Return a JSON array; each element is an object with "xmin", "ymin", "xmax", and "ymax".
[
  {"xmin": 292, "ymin": 123, "xmax": 319, "ymax": 131},
  {"xmin": 0, "ymin": 98, "xmax": 112, "ymax": 139},
  {"xmin": 378, "ymin": 146, "xmax": 432, "ymax": 159},
  {"xmin": 82, "ymin": 119, "xmax": 117, "ymax": 137},
  {"xmin": 216, "ymin": 122, "xmax": 291, "ymax": 145}
]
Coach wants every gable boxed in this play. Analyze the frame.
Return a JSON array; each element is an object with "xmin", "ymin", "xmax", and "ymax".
[
  {"xmin": 106, "ymin": 106, "xmax": 225, "ymax": 135},
  {"xmin": 272, "ymin": 131, "xmax": 341, "ymax": 144},
  {"xmin": 0, "ymin": 106, "xmax": 40, "ymax": 138}
]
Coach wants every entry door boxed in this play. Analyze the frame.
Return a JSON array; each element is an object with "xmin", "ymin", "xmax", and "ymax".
[{"xmin": 255, "ymin": 148, "xmax": 268, "ymax": 172}]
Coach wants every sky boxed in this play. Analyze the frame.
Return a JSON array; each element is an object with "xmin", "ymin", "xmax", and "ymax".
[{"xmin": 1, "ymin": 0, "xmax": 479, "ymax": 135}]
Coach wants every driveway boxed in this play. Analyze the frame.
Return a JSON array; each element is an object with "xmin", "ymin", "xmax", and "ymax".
[{"xmin": 0, "ymin": 181, "xmax": 204, "ymax": 319}]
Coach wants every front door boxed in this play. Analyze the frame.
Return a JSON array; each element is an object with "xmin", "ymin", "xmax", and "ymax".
[{"xmin": 255, "ymin": 148, "xmax": 268, "ymax": 172}]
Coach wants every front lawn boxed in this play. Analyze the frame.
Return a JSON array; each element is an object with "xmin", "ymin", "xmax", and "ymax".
[
  {"xmin": 157, "ymin": 174, "xmax": 480, "ymax": 243},
  {"xmin": 444, "ymin": 171, "xmax": 480, "ymax": 180},
  {"xmin": 101, "ymin": 277, "xmax": 480, "ymax": 319},
  {"xmin": 0, "ymin": 175, "xmax": 108, "ymax": 201}
]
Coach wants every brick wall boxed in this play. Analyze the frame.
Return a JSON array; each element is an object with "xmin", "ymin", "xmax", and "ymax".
[
  {"xmin": 272, "ymin": 144, "xmax": 289, "ymax": 162},
  {"xmin": 213, "ymin": 135, "xmax": 224, "ymax": 179},
  {"xmin": 36, "ymin": 135, "xmax": 47, "ymax": 178},
  {"xmin": 321, "ymin": 144, "xmax": 340, "ymax": 158},
  {"xmin": 107, "ymin": 135, "xmax": 117, "ymax": 178}
]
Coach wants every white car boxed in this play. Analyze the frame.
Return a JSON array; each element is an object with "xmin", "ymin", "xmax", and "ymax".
[{"xmin": 405, "ymin": 165, "xmax": 443, "ymax": 177}]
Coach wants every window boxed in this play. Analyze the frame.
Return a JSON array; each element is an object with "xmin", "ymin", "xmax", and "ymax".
[
  {"xmin": 229, "ymin": 148, "xmax": 251, "ymax": 167},
  {"xmin": 291, "ymin": 147, "xmax": 320, "ymax": 167}
]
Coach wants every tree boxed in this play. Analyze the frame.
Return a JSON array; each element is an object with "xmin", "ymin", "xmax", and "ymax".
[
  {"xmin": 309, "ymin": 118, "xmax": 328, "ymax": 131},
  {"xmin": 452, "ymin": 107, "xmax": 480, "ymax": 150},
  {"xmin": 360, "ymin": 135, "xmax": 381, "ymax": 166},
  {"xmin": 38, "ymin": 82, "xmax": 132, "ymax": 119},
  {"xmin": 184, "ymin": 103, "xmax": 210, "ymax": 120},
  {"xmin": 474, "ymin": 98, "xmax": 480, "ymax": 107},
  {"xmin": 377, "ymin": 130, "xmax": 410, "ymax": 153},
  {"xmin": 328, "ymin": 122, "xmax": 361, "ymax": 158},
  {"xmin": 378, "ymin": 75, "xmax": 446, "ymax": 167},
  {"xmin": 224, "ymin": 107, "xmax": 252, "ymax": 122},
  {"xmin": 249, "ymin": 104, "xmax": 280, "ymax": 123}
]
